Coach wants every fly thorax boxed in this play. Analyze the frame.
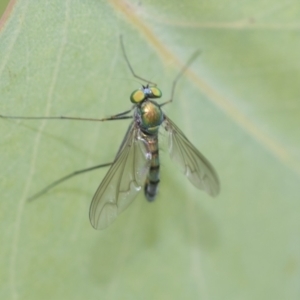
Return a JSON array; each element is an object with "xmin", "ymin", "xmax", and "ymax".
[{"xmin": 139, "ymin": 101, "xmax": 163, "ymax": 134}]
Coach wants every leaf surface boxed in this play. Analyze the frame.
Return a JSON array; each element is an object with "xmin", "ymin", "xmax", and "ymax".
[{"xmin": 0, "ymin": 1, "xmax": 300, "ymax": 299}]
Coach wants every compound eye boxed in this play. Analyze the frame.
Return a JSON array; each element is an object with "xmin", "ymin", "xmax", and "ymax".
[
  {"xmin": 149, "ymin": 87, "xmax": 162, "ymax": 98},
  {"xmin": 130, "ymin": 89, "xmax": 145, "ymax": 103}
]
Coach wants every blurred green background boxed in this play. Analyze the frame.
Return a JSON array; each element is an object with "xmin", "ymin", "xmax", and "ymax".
[
  {"xmin": 0, "ymin": 1, "xmax": 9, "ymax": 17},
  {"xmin": 0, "ymin": 1, "xmax": 300, "ymax": 300}
]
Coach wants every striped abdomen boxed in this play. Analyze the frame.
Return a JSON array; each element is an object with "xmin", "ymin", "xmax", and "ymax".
[{"xmin": 144, "ymin": 135, "xmax": 160, "ymax": 202}]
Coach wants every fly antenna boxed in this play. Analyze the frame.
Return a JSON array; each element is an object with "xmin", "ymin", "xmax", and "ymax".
[{"xmin": 120, "ymin": 35, "xmax": 157, "ymax": 87}]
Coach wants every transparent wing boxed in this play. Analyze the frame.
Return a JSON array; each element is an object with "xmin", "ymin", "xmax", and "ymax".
[
  {"xmin": 163, "ymin": 115, "xmax": 220, "ymax": 197},
  {"xmin": 89, "ymin": 122, "xmax": 151, "ymax": 230}
]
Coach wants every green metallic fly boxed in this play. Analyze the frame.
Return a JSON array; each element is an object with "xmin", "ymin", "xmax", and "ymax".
[{"xmin": 0, "ymin": 37, "xmax": 220, "ymax": 229}]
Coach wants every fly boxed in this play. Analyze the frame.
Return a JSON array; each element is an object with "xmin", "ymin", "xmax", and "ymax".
[{"xmin": 0, "ymin": 37, "xmax": 220, "ymax": 229}]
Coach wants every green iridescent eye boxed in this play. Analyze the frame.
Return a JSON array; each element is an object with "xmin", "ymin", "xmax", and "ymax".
[
  {"xmin": 130, "ymin": 89, "xmax": 145, "ymax": 103},
  {"xmin": 150, "ymin": 87, "xmax": 162, "ymax": 98}
]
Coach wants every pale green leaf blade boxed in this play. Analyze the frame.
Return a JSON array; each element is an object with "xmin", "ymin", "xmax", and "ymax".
[{"xmin": 0, "ymin": 1, "xmax": 300, "ymax": 300}]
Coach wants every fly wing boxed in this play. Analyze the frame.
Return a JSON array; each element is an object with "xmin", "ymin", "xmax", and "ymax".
[
  {"xmin": 89, "ymin": 122, "xmax": 151, "ymax": 229},
  {"xmin": 163, "ymin": 115, "xmax": 220, "ymax": 197}
]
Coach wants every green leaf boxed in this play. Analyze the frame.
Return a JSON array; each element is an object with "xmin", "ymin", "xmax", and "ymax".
[
  {"xmin": 0, "ymin": 1, "xmax": 9, "ymax": 17},
  {"xmin": 1, "ymin": 1, "xmax": 300, "ymax": 299}
]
